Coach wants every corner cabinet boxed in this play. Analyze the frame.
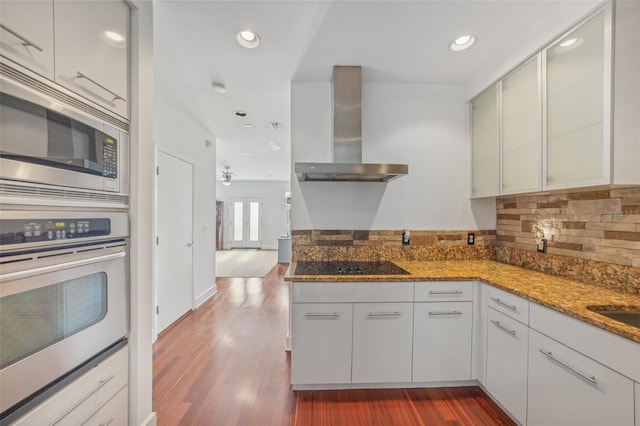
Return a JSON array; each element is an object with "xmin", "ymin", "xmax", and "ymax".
[
  {"xmin": 470, "ymin": 85, "xmax": 499, "ymax": 197},
  {"xmin": 0, "ymin": 0, "xmax": 55, "ymax": 80},
  {"xmin": 54, "ymin": 1, "xmax": 129, "ymax": 118}
]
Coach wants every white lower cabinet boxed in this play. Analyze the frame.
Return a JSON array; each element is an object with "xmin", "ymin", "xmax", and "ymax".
[
  {"xmin": 13, "ymin": 345, "xmax": 128, "ymax": 426},
  {"xmin": 352, "ymin": 303, "xmax": 413, "ymax": 383},
  {"xmin": 413, "ymin": 301, "xmax": 473, "ymax": 382},
  {"xmin": 291, "ymin": 303, "xmax": 353, "ymax": 385},
  {"xmin": 635, "ymin": 382, "xmax": 640, "ymax": 426},
  {"xmin": 82, "ymin": 386, "xmax": 128, "ymax": 426},
  {"xmin": 527, "ymin": 329, "xmax": 635, "ymax": 426},
  {"xmin": 485, "ymin": 308, "xmax": 528, "ymax": 425}
]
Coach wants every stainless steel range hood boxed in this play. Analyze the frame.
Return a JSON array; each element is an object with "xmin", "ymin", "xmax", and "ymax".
[{"xmin": 295, "ymin": 66, "xmax": 408, "ymax": 182}]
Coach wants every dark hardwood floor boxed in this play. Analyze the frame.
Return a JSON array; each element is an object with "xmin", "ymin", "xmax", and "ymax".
[{"xmin": 152, "ymin": 265, "xmax": 515, "ymax": 426}]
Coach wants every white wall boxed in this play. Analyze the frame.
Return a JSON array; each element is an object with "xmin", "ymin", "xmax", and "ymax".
[
  {"xmin": 128, "ymin": 1, "xmax": 155, "ymax": 425},
  {"xmin": 216, "ymin": 180, "xmax": 291, "ymax": 250},
  {"xmin": 291, "ymin": 82, "xmax": 496, "ymax": 231},
  {"xmin": 153, "ymin": 83, "xmax": 217, "ymax": 315}
]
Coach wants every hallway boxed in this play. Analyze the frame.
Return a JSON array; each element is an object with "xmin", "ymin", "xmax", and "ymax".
[{"xmin": 152, "ymin": 265, "xmax": 514, "ymax": 425}]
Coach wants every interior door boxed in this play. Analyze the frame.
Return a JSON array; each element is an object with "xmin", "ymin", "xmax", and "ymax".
[
  {"xmin": 156, "ymin": 150, "xmax": 193, "ymax": 333},
  {"xmin": 230, "ymin": 199, "xmax": 261, "ymax": 249}
]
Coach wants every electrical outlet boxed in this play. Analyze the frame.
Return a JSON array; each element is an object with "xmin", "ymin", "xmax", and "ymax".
[
  {"xmin": 467, "ymin": 233, "xmax": 475, "ymax": 245},
  {"xmin": 402, "ymin": 230, "xmax": 410, "ymax": 246},
  {"xmin": 536, "ymin": 238, "xmax": 547, "ymax": 253}
]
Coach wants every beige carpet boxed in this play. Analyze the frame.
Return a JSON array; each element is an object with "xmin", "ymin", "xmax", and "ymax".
[{"xmin": 215, "ymin": 249, "xmax": 279, "ymax": 277}]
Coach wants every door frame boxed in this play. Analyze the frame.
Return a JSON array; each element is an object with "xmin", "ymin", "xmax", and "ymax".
[
  {"xmin": 229, "ymin": 198, "xmax": 262, "ymax": 249},
  {"xmin": 153, "ymin": 147, "xmax": 195, "ymax": 339}
]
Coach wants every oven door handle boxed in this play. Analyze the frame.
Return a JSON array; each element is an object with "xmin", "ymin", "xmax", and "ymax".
[{"xmin": 0, "ymin": 251, "xmax": 125, "ymax": 283}]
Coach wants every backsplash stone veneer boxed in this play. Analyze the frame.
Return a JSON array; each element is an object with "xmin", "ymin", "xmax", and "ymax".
[
  {"xmin": 292, "ymin": 230, "xmax": 495, "ymax": 262},
  {"xmin": 495, "ymin": 186, "xmax": 640, "ymax": 295}
]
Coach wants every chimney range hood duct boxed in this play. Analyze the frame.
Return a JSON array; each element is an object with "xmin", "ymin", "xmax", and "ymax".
[{"xmin": 295, "ymin": 66, "xmax": 408, "ymax": 182}]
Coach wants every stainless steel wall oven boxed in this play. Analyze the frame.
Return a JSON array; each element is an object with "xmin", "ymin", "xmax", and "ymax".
[{"xmin": 0, "ymin": 210, "xmax": 129, "ymax": 421}]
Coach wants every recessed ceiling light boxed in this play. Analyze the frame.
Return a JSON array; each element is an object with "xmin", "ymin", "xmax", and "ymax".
[
  {"xmin": 100, "ymin": 30, "xmax": 126, "ymax": 48},
  {"xmin": 234, "ymin": 111, "xmax": 248, "ymax": 118},
  {"xmin": 237, "ymin": 30, "xmax": 260, "ymax": 48},
  {"xmin": 559, "ymin": 38, "xmax": 577, "ymax": 47},
  {"xmin": 450, "ymin": 35, "xmax": 476, "ymax": 52},
  {"xmin": 269, "ymin": 122, "xmax": 282, "ymax": 130},
  {"xmin": 244, "ymin": 123, "xmax": 252, "ymax": 128},
  {"xmin": 211, "ymin": 82, "xmax": 226, "ymax": 94},
  {"xmin": 243, "ymin": 152, "xmax": 254, "ymax": 157},
  {"xmin": 104, "ymin": 31, "xmax": 125, "ymax": 42}
]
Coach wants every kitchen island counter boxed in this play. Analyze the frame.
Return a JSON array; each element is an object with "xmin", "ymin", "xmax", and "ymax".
[{"xmin": 286, "ymin": 260, "xmax": 640, "ymax": 344}]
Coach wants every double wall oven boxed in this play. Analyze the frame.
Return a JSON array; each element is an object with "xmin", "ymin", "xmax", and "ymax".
[{"xmin": 0, "ymin": 65, "xmax": 130, "ymax": 422}]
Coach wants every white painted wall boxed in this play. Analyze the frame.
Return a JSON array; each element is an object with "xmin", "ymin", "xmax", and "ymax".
[
  {"xmin": 216, "ymin": 180, "xmax": 291, "ymax": 250},
  {"xmin": 291, "ymin": 82, "xmax": 496, "ymax": 231},
  {"xmin": 128, "ymin": 1, "xmax": 155, "ymax": 425}
]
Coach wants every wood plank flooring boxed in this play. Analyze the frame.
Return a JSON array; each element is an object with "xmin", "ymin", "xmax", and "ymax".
[{"xmin": 152, "ymin": 265, "xmax": 515, "ymax": 426}]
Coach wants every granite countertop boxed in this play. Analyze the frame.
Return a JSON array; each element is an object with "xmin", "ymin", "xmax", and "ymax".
[{"xmin": 286, "ymin": 260, "xmax": 640, "ymax": 344}]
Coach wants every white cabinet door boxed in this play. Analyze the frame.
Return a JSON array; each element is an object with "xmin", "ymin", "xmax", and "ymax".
[
  {"xmin": 413, "ymin": 301, "xmax": 472, "ymax": 382},
  {"xmin": 544, "ymin": 9, "xmax": 610, "ymax": 189},
  {"xmin": 485, "ymin": 308, "xmax": 528, "ymax": 425},
  {"xmin": 471, "ymin": 84, "xmax": 499, "ymax": 197},
  {"xmin": 528, "ymin": 329, "xmax": 634, "ymax": 426},
  {"xmin": 291, "ymin": 303, "xmax": 353, "ymax": 385},
  {"xmin": 352, "ymin": 303, "xmax": 413, "ymax": 383},
  {"xmin": 501, "ymin": 55, "xmax": 541, "ymax": 194},
  {"xmin": 54, "ymin": 0, "xmax": 129, "ymax": 118},
  {"xmin": 82, "ymin": 386, "xmax": 128, "ymax": 426},
  {"xmin": 0, "ymin": 0, "xmax": 54, "ymax": 80}
]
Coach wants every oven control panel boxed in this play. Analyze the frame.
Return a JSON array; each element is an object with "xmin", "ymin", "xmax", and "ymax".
[{"xmin": 0, "ymin": 218, "xmax": 111, "ymax": 245}]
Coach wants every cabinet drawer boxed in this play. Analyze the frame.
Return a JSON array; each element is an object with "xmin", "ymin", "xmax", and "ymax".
[
  {"xmin": 292, "ymin": 281, "xmax": 413, "ymax": 303},
  {"xmin": 414, "ymin": 281, "xmax": 473, "ymax": 302},
  {"xmin": 488, "ymin": 286, "xmax": 529, "ymax": 324},
  {"xmin": 413, "ymin": 301, "xmax": 472, "ymax": 382},
  {"xmin": 528, "ymin": 329, "xmax": 634, "ymax": 426},
  {"xmin": 291, "ymin": 303, "xmax": 353, "ymax": 385},
  {"xmin": 13, "ymin": 346, "xmax": 128, "ymax": 426},
  {"xmin": 486, "ymin": 308, "xmax": 528, "ymax": 424},
  {"xmin": 82, "ymin": 386, "xmax": 128, "ymax": 426}
]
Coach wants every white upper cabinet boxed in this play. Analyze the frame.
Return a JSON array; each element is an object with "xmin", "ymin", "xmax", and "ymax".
[
  {"xmin": 54, "ymin": 0, "xmax": 129, "ymax": 118},
  {"xmin": 501, "ymin": 55, "xmax": 541, "ymax": 194},
  {"xmin": 544, "ymin": 9, "xmax": 609, "ymax": 189},
  {"xmin": 0, "ymin": 1, "xmax": 55, "ymax": 80},
  {"xmin": 471, "ymin": 85, "xmax": 499, "ymax": 197}
]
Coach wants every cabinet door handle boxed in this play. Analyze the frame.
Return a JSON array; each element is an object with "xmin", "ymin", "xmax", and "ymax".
[
  {"xmin": 50, "ymin": 375, "xmax": 115, "ymax": 425},
  {"xmin": 367, "ymin": 311, "xmax": 402, "ymax": 317},
  {"xmin": 76, "ymin": 71, "xmax": 127, "ymax": 103},
  {"xmin": 428, "ymin": 290, "xmax": 463, "ymax": 295},
  {"xmin": 305, "ymin": 312, "xmax": 340, "ymax": 318},
  {"xmin": 428, "ymin": 311, "xmax": 462, "ymax": 316},
  {"xmin": 490, "ymin": 319, "xmax": 517, "ymax": 336},
  {"xmin": 0, "ymin": 23, "xmax": 43, "ymax": 51},
  {"xmin": 490, "ymin": 297, "xmax": 518, "ymax": 311},
  {"xmin": 539, "ymin": 350, "xmax": 597, "ymax": 384}
]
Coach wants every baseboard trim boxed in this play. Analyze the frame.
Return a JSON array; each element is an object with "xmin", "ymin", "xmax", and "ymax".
[
  {"xmin": 292, "ymin": 380, "xmax": 478, "ymax": 391},
  {"xmin": 194, "ymin": 285, "xmax": 217, "ymax": 308},
  {"xmin": 140, "ymin": 412, "xmax": 157, "ymax": 426}
]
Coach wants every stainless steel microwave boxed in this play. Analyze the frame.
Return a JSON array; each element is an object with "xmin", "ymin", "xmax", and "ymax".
[{"xmin": 0, "ymin": 76, "xmax": 128, "ymax": 196}]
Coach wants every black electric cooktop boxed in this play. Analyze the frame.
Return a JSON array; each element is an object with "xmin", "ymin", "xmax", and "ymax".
[{"xmin": 294, "ymin": 261, "xmax": 410, "ymax": 276}]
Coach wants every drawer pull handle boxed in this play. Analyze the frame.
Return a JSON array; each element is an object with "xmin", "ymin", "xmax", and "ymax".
[
  {"xmin": 76, "ymin": 71, "xmax": 126, "ymax": 103},
  {"xmin": 50, "ymin": 375, "xmax": 115, "ymax": 425},
  {"xmin": 491, "ymin": 297, "xmax": 518, "ymax": 311},
  {"xmin": 0, "ymin": 24, "xmax": 43, "ymax": 51},
  {"xmin": 428, "ymin": 311, "xmax": 462, "ymax": 316},
  {"xmin": 305, "ymin": 312, "xmax": 340, "ymax": 318},
  {"xmin": 367, "ymin": 311, "xmax": 402, "ymax": 317},
  {"xmin": 100, "ymin": 418, "xmax": 115, "ymax": 426},
  {"xmin": 539, "ymin": 350, "xmax": 597, "ymax": 384},
  {"xmin": 490, "ymin": 320, "xmax": 516, "ymax": 336},
  {"xmin": 428, "ymin": 290, "xmax": 463, "ymax": 295}
]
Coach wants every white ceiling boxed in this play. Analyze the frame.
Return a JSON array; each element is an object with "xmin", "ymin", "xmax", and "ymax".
[{"xmin": 153, "ymin": 0, "xmax": 601, "ymax": 182}]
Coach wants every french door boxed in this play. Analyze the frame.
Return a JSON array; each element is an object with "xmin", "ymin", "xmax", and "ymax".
[{"xmin": 230, "ymin": 199, "xmax": 261, "ymax": 249}]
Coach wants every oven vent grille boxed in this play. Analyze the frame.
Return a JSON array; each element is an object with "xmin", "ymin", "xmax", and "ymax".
[
  {"xmin": 0, "ymin": 63, "xmax": 129, "ymax": 132},
  {"xmin": 0, "ymin": 183, "xmax": 129, "ymax": 207}
]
